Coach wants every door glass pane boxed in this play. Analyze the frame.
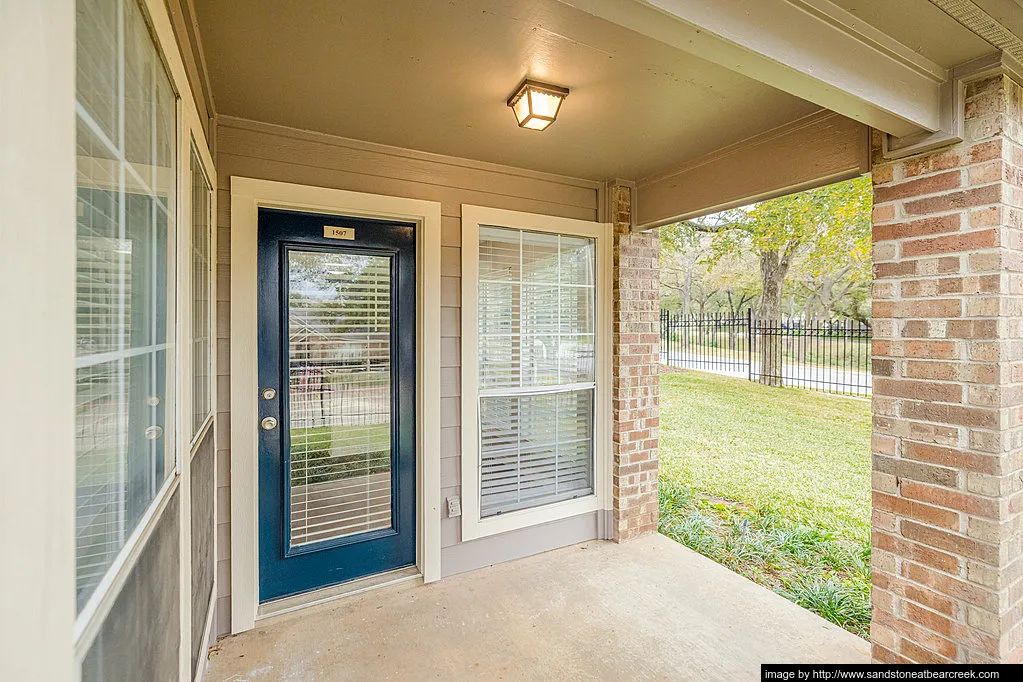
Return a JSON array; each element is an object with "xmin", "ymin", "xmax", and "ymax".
[{"xmin": 287, "ymin": 250, "xmax": 392, "ymax": 547}]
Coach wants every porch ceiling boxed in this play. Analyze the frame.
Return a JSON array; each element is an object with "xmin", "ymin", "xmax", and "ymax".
[
  {"xmin": 205, "ymin": 534, "xmax": 868, "ymax": 680},
  {"xmin": 193, "ymin": 0, "xmax": 824, "ymax": 180},
  {"xmin": 829, "ymin": 0, "xmax": 993, "ymax": 67}
]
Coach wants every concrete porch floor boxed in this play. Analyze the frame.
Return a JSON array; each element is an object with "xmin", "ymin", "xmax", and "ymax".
[{"xmin": 206, "ymin": 534, "xmax": 869, "ymax": 681}]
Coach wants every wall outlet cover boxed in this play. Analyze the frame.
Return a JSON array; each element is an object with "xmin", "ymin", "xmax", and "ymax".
[{"xmin": 446, "ymin": 495, "xmax": 462, "ymax": 518}]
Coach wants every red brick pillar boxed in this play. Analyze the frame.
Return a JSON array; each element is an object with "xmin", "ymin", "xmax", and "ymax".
[
  {"xmin": 610, "ymin": 181, "xmax": 660, "ymax": 542},
  {"xmin": 870, "ymin": 73, "xmax": 1023, "ymax": 663}
]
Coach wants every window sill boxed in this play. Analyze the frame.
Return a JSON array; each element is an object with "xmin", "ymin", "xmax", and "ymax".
[
  {"xmin": 464, "ymin": 493, "xmax": 603, "ymax": 541},
  {"xmin": 188, "ymin": 412, "xmax": 215, "ymax": 460}
]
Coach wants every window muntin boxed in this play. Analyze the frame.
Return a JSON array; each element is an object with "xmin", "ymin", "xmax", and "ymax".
[
  {"xmin": 477, "ymin": 227, "xmax": 596, "ymax": 517},
  {"xmin": 75, "ymin": 0, "xmax": 177, "ymax": 613},
  {"xmin": 190, "ymin": 147, "xmax": 213, "ymax": 437}
]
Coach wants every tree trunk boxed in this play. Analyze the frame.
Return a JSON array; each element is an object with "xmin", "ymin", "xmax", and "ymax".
[
  {"xmin": 757, "ymin": 249, "xmax": 789, "ymax": 387},
  {"xmin": 682, "ymin": 264, "xmax": 693, "ymax": 315}
]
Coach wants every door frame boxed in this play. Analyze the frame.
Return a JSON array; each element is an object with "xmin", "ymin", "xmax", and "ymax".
[{"xmin": 230, "ymin": 177, "xmax": 442, "ymax": 634}]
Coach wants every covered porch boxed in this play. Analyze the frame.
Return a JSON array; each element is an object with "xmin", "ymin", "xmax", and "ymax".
[
  {"xmin": 206, "ymin": 534, "xmax": 868, "ymax": 680},
  {"xmin": 5, "ymin": 0, "xmax": 1023, "ymax": 679}
]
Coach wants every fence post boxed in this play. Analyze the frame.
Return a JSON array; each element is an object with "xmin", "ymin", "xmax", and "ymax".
[
  {"xmin": 746, "ymin": 307, "xmax": 753, "ymax": 382},
  {"xmin": 660, "ymin": 310, "xmax": 666, "ymax": 367}
]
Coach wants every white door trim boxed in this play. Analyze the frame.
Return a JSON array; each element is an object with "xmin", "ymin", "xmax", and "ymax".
[{"xmin": 229, "ymin": 177, "xmax": 442, "ymax": 634}]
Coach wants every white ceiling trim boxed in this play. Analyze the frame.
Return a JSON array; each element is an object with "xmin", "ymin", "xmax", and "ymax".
[{"xmin": 560, "ymin": 0, "xmax": 949, "ymax": 137}]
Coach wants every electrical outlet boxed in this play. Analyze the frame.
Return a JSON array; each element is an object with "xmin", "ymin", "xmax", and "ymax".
[{"xmin": 446, "ymin": 495, "xmax": 462, "ymax": 518}]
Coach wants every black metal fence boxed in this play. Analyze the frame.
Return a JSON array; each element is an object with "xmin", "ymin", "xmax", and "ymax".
[{"xmin": 660, "ymin": 309, "xmax": 872, "ymax": 396}]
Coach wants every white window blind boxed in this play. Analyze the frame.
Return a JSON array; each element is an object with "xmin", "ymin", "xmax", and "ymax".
[
  {"xmin": 75, "ymin": 0, "xmax": 177, "ymax": 613},
  {"xmin": 477, "ymin": 226, "xmax": 595, "ymax": 517},
  {"xmin": 287, "ymin": 251, "xmax": 394, "ymax": 547},
  {"xmin": 190, "ymin": 147, "xmax": 213, "ymax": 436}
]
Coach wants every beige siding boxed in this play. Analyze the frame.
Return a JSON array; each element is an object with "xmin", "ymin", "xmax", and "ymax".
[{"xmin": 214, "ymin": 115, "xmax": 599, "ymax": 634}]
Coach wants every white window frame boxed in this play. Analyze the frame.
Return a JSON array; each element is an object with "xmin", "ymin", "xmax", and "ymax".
[
  {"xmin": 71, "ymin": 2, "xmax": 218, "ymax": 679},
  {"xmin": 73, "ymin": 1, "xmax": 184, "ymax": 651},
  {"xmin": 187, "ymin": 137, "xmax": 216, "ymax": 451},
  {"xmin": 179, "ymin": 129, "xmax": 218, "ymax": 682},
  {"xmin": 460, "ymin": 204, "xmax": 612, "ymax": 541}
]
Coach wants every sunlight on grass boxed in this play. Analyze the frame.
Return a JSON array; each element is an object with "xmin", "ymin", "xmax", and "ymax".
[
  {"xmin": 658, "ymin": 369, "xmax": 872, "ymax": 638},
  {"xmin": 659, "ymin": 369, "xmax": 871, "ymax": 542}
]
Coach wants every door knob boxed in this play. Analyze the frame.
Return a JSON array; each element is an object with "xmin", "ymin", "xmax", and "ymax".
[{"xmin": 261, "ymin": 416, "xmax": 278, "ymax": 431}]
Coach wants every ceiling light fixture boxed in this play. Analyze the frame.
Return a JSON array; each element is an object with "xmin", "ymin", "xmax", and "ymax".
[{"xmin": 507, "ymin": 79, "xmax": 569, "ymax": 131}]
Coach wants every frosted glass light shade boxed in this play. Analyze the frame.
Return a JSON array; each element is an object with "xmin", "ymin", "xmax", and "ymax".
[{"xmin": 507, "ymin": 79, "xmax": 569, "ymax": 131}]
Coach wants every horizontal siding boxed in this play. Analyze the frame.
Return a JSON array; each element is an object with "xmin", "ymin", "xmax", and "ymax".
[
  {"xmin": 214, "ymin": 115, "xmax": 599, "ymax": 635},
  {"xmin": 216, "ymin": 117, "xmax": 597, "ymax": 212},
  {"xmin": 441, "ymin": 512, "xmax": 600, "ymax": 578}
]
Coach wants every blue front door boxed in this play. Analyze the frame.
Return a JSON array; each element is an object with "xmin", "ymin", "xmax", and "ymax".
[{"xmin": 257, "ymin": 208, "xmax": 416, "ymax": 602}]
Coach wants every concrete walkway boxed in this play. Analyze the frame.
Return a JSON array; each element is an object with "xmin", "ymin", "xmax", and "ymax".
[{"xmin": 206, "ymin": 534, "xmax": 869, "ymax": 681}]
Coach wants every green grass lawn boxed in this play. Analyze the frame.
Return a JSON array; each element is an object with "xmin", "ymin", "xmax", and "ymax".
[{"xmin": 658, "ymin": 368, "xmax": 872, "ymax": 637}]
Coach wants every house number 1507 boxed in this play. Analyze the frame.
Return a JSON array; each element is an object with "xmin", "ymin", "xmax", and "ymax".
[{"xmin": 323, "ymin": 226, "xmax": 355, "ymax": 240}]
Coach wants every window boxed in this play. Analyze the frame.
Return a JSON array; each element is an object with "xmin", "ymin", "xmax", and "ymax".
[
  {"xmin": 478, "ymin": 227, "xmax": 596, "ymax": 515},
  {"xmin": 190, "ymin": 147, "xmax": 213, "ymax": 437},
  {"xmin": 75, "ymin": 0, "xmax": 177, "ymax": 613},
  {"xmin": 462, "ymin": 206, "xmax": 609, "ymax": 539}
]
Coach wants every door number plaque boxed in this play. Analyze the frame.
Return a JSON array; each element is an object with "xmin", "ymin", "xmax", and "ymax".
[{"xmin": 324, "ymin": 225, "xmax": 355, "ymax": 240}]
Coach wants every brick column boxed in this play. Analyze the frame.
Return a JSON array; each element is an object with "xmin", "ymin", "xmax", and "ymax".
[
  {"xmin": 870, "ymin": 73, "xmax": 1023, "ymax": 663},
  {"xmin": 609, "ymin": 181, "xmax": 660, "ymax": 542}
]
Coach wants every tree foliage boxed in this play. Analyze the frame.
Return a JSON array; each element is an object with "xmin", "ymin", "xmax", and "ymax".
[
  {"xmin": 697, "ymin": 177, "xmax": 871, "ymax": 273},
  {"xmin": 660, "ymin": 176, "xmax": 873, "ymax": 322}
]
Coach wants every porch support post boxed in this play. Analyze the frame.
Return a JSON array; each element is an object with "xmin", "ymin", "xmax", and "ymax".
[
  {"xmin": 0, "ymin": 0, "xmax": 76, "ymax": 679},
  {"xmin": 870, "ymin": 72, "xmax": 1023, "ymax": 663},
  {"xmin": 609, "ymin": 180, "xmax": 661, "ymax": 542}
]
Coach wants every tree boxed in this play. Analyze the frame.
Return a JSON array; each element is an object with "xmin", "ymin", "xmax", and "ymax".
[
  {"xmin": 659, "ymin": 224, "xmax": 707, "ymax": 314},
  {"xmin": 672, "ymin": 176, "xmax": 873, "ymax": 385},
  {"xmin": 703, "ymin": 251, "xmax": 760, "ymax": 317},
  {"xmin": 792, "ymin": 263, "xmax": 872, "ymax": 324}
]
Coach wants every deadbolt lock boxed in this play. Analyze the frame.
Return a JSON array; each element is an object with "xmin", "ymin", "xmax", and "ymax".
[
  {"xmin": 261, "ymin": 416, "xmax": 278, "ymax": 431},
  {"xmin": 261, "ymin": 387, "xmax": 276, "ymax": 400}
]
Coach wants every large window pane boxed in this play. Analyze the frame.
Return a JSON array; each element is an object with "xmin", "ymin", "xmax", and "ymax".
[
  {"xmin": 479, "ymin": 390, "xmax": 594, "ymax": 517},
  {"xmin": 478, "ymin": 228, "xmax": 595, "ymax": 391},
  {"xmin": 477, "ymin": 226, "xmax": 596, "ymax": 517},
  {"xmin": 75, "ymin": 0, "xmax": 177, "ymax": 613},
  {"xmin": 123, "ymin": 3, "xmax": 155, "ymax": 179},
  {"xmin": 75, "ymin": 0, "xmax": 118, "ymax": 142}
]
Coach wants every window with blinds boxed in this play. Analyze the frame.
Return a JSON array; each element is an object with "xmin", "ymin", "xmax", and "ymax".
[
  {"xmin": 75, "ymin": 0, "xmax": 177, "ymax": 613},
  {"xmin": 190, "ymin": 147, "xmax": 213, "ymax": 436},
  {"xmin": 477, "ymin": 227, "xmax": 596, "ymax": 517}
]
